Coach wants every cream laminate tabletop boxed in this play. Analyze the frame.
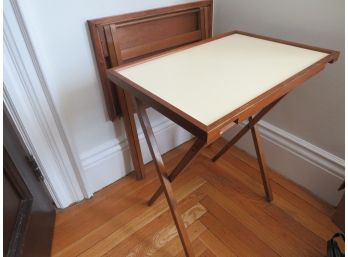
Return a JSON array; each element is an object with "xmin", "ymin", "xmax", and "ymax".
[{"xmin": 118, "ymin": 33, "xmax": 328, "ymax": 126}]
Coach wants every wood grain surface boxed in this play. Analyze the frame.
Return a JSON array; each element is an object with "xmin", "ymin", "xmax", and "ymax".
[{"xmin": 52, "ymin": 139, "xmax": 341, "ymax": 257}]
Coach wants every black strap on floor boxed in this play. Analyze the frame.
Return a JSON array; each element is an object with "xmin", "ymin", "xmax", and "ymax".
[{"xmin": 327, "ymin": 232, "xmax": 345, "ymax": 257}]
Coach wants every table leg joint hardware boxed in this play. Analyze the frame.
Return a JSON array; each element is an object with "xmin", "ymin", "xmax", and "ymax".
[
  {"xmin": 148, "ymin": 138, "xmax": 206, "ymax": 206},
  {"xmin": 211, "ymin": 96, "xmax": 284, "ymax": 202}
]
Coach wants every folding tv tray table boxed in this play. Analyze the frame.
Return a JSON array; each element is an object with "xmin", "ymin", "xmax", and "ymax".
[{"xmin": 107, "ymin": 31, "xmax": 338, "ymax": 257}]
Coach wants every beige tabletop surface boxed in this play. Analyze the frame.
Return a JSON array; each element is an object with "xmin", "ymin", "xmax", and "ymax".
[{"xmin": 118, "ymin": 33, "xmax": 328, "ymax": 126}]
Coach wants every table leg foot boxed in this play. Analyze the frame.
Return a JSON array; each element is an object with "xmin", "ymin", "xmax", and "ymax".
[
  {"xmin": 135, "ymin": 99, "xmax": 196, "ymax": 257},
  {"xmin": 250, "ymin": 118, "xmax": 273, "ymax": 202}
]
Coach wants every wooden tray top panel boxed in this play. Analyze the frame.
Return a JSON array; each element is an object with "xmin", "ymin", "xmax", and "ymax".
[
  {"xmin": 88, "ymin": 0, "xmax": 213, "ymax": 120},
  {"xmin": 116, "ymin": 33, "xmax": 329, "ymax": 126},
  {"xmin": 108, "ymin": 31, "xmax": 338, "ymax": 142}
]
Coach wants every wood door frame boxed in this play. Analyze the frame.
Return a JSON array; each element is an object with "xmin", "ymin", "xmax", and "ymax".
[
  {"xmin": 4, "ymin": 0, "xmax": 91, "ymax": 208},
  {"xmin": 4, "ymin": 148, "xmax": 33, "ymax": 257}
]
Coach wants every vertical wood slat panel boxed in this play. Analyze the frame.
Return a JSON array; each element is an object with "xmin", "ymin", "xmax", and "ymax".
[
  {"xmin": 104, "ymin": 25, "xmax": 119, "ymax": 67},
  {"xmin": 200, "ymin": 6, "xmax": 212, "ymax": 39},
  {"xmin": 203, "ymin": 6, "xmax": 211, "ymax": 38},
  {"xmin": 88, "ymin": 23, "xmax": 118, "ymax": 119},
  {"xmin": 199, "ymin": 7, "xmax": 207, "ymax": 39},
  {"xmin": 97, "ymin": 26, "xmax": 109, "ymax": 58},
  {"xmin": 102, "ymin": 25, "xmax": 121, "ymax": 117},
  {"xmin": 110, "ymin": 24, "xmax": 124, "ymax": 65}
]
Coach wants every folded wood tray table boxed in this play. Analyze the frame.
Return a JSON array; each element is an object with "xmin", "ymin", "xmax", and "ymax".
[{"xmin": 107, "ymin": 31, "xmax": 338, "ymax": 257}]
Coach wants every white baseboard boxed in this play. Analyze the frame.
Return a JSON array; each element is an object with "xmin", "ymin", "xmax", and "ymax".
[
  {"xmin": 223, "ymin": 120, "xmax": 344, "ymax": 206},
  {"xmin": 80, "ymin": 117, "xmax": 344, "ymax": 206},
  {"xmin": 80, "ymin": 118, "xmax": 192, "ymax": 193}
]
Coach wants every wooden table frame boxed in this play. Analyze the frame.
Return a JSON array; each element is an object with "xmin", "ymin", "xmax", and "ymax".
[
  {"xmin": 108, "ymin": 31, "xmax": 338, "ymax": 257},
  {"xmin": 88, "ymin": 0, "xmax": 213, "ymax": 180}
]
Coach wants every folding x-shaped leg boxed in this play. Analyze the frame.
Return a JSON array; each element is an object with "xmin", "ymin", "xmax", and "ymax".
[
  {"xmin": 212, "ymin": 96, "xmax": 284, "ymax": 202},
  {"xmin": 135, "ymin": 99, "xmax": 205, "ymax": 257},
  {"xmin": 136, "ymin": 95, "xmax": 284, "ymax": 256}
]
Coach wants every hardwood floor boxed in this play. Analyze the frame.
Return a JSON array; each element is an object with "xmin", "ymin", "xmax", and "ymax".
[{"xmin": 52, "ymin": 139, "xmax": 340, "ymax": 257}]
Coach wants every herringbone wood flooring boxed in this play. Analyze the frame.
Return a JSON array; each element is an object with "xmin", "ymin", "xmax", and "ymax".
[{"xmin": 52, "ymin": 139, "xmax": 340, "ymax": 257}]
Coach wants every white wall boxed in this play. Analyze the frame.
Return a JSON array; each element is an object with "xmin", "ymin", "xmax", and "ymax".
[
  {"xmin": 214, "ymin": 0, "xmax": 344, "ymax": 158},
  {"xmin": 214, "ymin": 0, "xmax": 344, "ymax": 205},
  {"xmin": 17, "ymin": 0, "xmax": 198, "ymax": 154},
  {"xmin": 15, "ymin": 0, "xmax": 196, "ymax": 200}
]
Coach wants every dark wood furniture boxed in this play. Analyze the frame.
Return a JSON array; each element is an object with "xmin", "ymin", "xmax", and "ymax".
[
  {"xmin": 88, "ymin": 0, "xmax": 213, "ymax": 179},
  {"xmin": 107, "ymin": 31, "xmax": 339, "ymax": 256},
  {"xmin": 4, "ymin": 109, "xmax": 56, "ymax": 257}
]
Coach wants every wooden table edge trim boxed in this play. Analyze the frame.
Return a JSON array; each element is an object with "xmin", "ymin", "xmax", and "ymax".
[
  {"xmin": 108, "ymin": 71, "xmax": 209, "ymax": 140},
  {"xmin": 206, "ymin": 58, "xmax": 331, "ymax": 141},
  {"xmin": 112, "ymin": 30, "xmax": 339, "ymax": 72},
  {"xmin": 87, "ymin": 0, "xmax": 213, "ymax": 26},
  {"xmin": 107, "ymin": 30, "xmax": 339, "ymax": 144}
]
